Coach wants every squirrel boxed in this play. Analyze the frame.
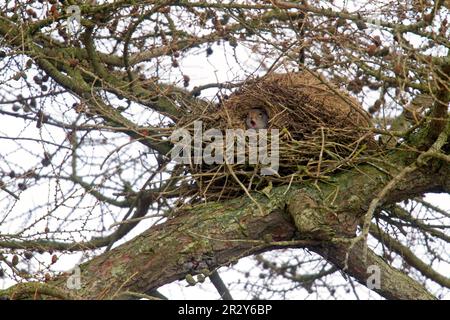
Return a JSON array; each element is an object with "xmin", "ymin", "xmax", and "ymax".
[{"xmin": 245, "ymin": 108, "xmax": 269, "ymax": 129}]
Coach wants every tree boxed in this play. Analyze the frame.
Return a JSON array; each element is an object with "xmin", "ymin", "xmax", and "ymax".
[{"xmin": 0, "ymin": 0, "xmax": 448, "ymax": 300}]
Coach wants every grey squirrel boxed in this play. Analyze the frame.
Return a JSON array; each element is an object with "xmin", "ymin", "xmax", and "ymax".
[{"xmin": 246, "ymin": 108, "xmax": 268, "ymax": 129}]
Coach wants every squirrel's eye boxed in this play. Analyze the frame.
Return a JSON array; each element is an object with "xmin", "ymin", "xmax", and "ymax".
[{"xmin": 259, "ymin": 113, "xmax": 263, "ymax": 117}]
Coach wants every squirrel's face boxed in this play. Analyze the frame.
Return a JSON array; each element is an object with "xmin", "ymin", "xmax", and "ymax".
[{"xmin": 246, "ymin": 108, "xmax": 268, "ymax": 129}]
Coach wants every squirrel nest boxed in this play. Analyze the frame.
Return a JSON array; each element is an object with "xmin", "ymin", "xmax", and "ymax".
[{"xmin": 175, "ymin": 71, "xmax": 376, "ymax": 201}]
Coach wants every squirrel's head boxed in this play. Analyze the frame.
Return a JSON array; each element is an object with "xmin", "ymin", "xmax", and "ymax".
[{"xmin": 246, "ymin": 108, "xmax": 268, "ymax": 129}]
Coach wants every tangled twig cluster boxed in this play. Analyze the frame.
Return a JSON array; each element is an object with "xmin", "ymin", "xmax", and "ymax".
[{"xmin": 175, "ymin": 72, "xmax": 377, "ymax": 201}]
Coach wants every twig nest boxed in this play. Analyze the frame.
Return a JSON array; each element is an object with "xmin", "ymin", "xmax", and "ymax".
[
  {"xmin": 217, "ymin": 72, "xmax": 371, "ymax": 135},
  {"xmin": 176, "ymin": 71, "xmax": 375, "ymax": 201}
]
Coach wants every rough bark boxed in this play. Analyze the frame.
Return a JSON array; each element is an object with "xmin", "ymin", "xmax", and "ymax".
[
  {"xmin": 314, "ymin": 242, "xmax": 436, "ymax": 300},
  {"xmin": 2, "ymin": 149, "xmax": 447, "ymax": 300}
]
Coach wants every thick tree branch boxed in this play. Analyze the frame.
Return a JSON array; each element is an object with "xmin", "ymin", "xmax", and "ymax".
[
  {"xmin": 1, "ymin": 146, "xmax": 447, "ymax": 300},
  {"xmin": 369, "ymin": 224, "xmax": 450, "ymax": 289},
  {"xmin": 313, "ymin": 241, "xmax": 436, "ymax": 300}
]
